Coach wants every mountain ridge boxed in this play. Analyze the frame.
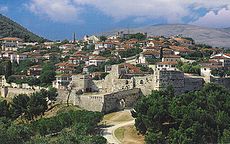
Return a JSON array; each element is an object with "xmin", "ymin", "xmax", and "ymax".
[
  {"xmin": 0, "ymin": 14, "xmax": 46, "ymax": 42},
  {"xmin": 100, "ymin": 24, "xmax": 230, "ymax": 48}
]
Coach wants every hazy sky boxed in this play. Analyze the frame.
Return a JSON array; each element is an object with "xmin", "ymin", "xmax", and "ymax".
[{"xmin": 1, "ymin": 0, "xmax": 230, "ymax": 40}]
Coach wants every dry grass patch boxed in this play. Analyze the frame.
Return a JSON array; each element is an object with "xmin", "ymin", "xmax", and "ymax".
[
  {"xmin": 114, "ymin": 127, "xmax": 125, "ymax": 141},
  {"xmin": 116, "ymin": 125, "xmax": 145, "ymax": 144},
  {"xmin": 102, "ymin": 110, "xmax": 134, "ymax": 125}
]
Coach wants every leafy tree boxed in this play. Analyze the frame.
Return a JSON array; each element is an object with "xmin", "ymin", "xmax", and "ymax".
[
  {"xmin": 61, "ymin": 39, "xmax": 69, "ymax": 44},
  {"xmin": 11, "ymin": 94, "xmax": 30, "ymax": 119},
  {"xmin": 119, "ymin": 48, "xmax": 143, "ymax": 58},
  {"xmin": 99, "ymin": 49, "xmax": 112, "ymax": 57},
  {"xmin": 27, "ymin": 77, "xmax": 41, "ymax": 86},
  {"xmin": 39, "ymin": 63, "xmax": 56, "ymax": 85},
  {"xmin": 82, "ymin": 44, "xmax": 95, "ymax": 53},
  {"xmin": 146, "ymin": 57, "xmax": 161, "ymax": 64},
  {"xmin": 128, "ymin": 33, "xmax": 146, "ymax": 41},
  {"xmin": 0, "ymin": 60, "xmax": 12, "ymax": 79},
  {"xmin": 6, "ymin": 124, "xmax": 33, "ymax": 144},
  {"xmin": 220, "ymin": 129, "xmax": 230, "ymax": 143},
  {"xmin": 133, "ymin": 83, "xmax": 230, "ymax": 143},
  {"xmin": 47, "ymin": 87, "xmax": 58, "ymax": 102},
  {"xmin": 176, "ymin": 61, "xmax": 201, "ymax": 75},
  {"xmin": 25, "ymin": 92, "xmax": 48, "ymax": 121},
  {"xmin": 0, "ymin": 100, "xmax": 11, "ymax": 118},
  {"xmin": 99, "ymin": 36, "xmax": 107, "ymax": 42},
  {"xmin": 12, "ymin": 60, "xmax": 35, "ymax": 75}
]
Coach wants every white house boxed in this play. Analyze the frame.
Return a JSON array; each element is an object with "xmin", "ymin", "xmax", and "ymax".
[
  {"xmin": 88, "ymin": 56, "xmax": 107, "ymax": 66},
  {"xmin": 10, "ymin": 53, "xmax": 28, "ymax": 64},
  {"xmin": 162, "ymin": 55, "xmax": 181, "ymax": 62},
  {"xmin": 53, "ymin": 74, "xmax": 72, "ymax": 90},
  {"xmin": 95, "ymin": 42, "xmax": 114, "ymax": 50},
  {"xmin": 59, "ymin": 44, "xmax": 75, "ymax": 49},
  {"xmin": 0, "ymin": 37, "xmax": 23, "ymax": 51},
  {"xmin": 137, "ymin": 50, "xmax": 160, "ymax": 64},
  {"xmin": 83, "ymin": 35, "xmax": 100, "ymax": 44},
  {"xmin": 210, "ymin": 53, "xmax": 230, "ymax": 67},
  {"xmin": 155, "ymin": 61, "xmax": 177, "ymax": 71}
]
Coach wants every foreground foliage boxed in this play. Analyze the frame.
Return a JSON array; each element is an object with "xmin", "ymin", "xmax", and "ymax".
[
  {"xmin": 132, "ymin": 83, "xmax": 230, "ymax": 143},
  {"xmin": 0, "ymin": 110, "xmax": 105, "ymax": 144}
]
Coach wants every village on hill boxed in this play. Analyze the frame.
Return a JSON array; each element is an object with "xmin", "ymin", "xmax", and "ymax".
[
  {"xmin": 1, "ymin": 32, "xmax": 230, "ymax": 143},
  {"xmin": 1, "ymin": 32, "xmax": 229, "ymax": 99}
]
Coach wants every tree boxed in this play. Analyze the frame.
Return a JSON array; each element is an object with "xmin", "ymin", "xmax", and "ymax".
[
  {"xmin": 11, "ymin": 94, "xmax": 30, "ymax": 119},
  {"xmin": 99, "ymin": 36, "xmax": 107, "ymax": 42},
  {"xmin": 0, "ymin": 60, "xmax": 12, "ymax": 79},
  {"xmin": 0, "ymin": 100, "xmax": 10, "ymax": 118},
  {"xmin": 61, "ymin": 39, "xmax": 69, "ymax": 44},
  {"xmin": 47, "ymin": 87, "xmax": 58, "ymax": 103},
  {"xmin": 25, "ymin": 92, "xmax": 48, "ymax": 121},
  {"xmin": 39, "ymin": 70, "xmax": 55, "ymax": 85},
  {"xmin": 220, "ymin": 129, "xmax": 230, "ymax": 143},
  {"xmin": 39, "ymin": 63, "xmax": 56, "ymax": 86},
  {"xmin": 6, "ymin": 124, "xmax": 33, "ymax": 144},
  {"xmin": 133, "ymin": 83, "xmax": 230, "ymax": 143}
]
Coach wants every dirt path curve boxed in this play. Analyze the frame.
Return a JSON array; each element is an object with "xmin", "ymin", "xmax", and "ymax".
[{"xmin": 102, "ymin": 119, "xmax": 135, "ymax": 144}]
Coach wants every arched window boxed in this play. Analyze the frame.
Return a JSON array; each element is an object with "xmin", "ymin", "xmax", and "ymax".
[{"xmin": 140, "ymin": 80, "xmax": 144, "ymax": 84}]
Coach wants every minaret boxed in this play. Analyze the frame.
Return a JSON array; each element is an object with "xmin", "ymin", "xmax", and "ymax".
[{"xmin": 73, "ymin": 32, "xmax": 76, "ymax": 43}]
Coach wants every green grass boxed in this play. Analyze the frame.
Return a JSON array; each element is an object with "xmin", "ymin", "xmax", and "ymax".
[{"xmin": 56, "ymin": 105, "xmax": 81, "ymax": 114}]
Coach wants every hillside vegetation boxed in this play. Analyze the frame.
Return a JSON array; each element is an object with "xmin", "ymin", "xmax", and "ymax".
[
  {"xmin": 0, "ymin": 14, "xmax": 45, "ymax": 42},
  {"xmin": 132, "ymin": 83, "xmax": 230, "ymax": 143}
]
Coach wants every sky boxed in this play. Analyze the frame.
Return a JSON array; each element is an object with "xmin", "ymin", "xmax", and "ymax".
[{"xmin": 1, "ymin": 0, "xmax": 230, "ymax": 40}]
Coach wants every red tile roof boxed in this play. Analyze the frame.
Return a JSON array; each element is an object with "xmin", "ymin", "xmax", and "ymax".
[
  {"xmin": 119, "ymin": 63, "xmax": 142, "ymax": 74},
  {"xmin": 0, "ymin": 37, "xmax": 23, "ymax": 41},
  {"xmin": 156, "ymin": 61, "xmax": 178, "ymax": 65}
]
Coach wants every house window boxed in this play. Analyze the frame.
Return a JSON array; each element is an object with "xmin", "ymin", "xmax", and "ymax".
[
  {"xmin": 126, "ymin": 80, "xmax": 129, "ymax": 84},
  {"xmin": 204, "ymin": 68, "xmax": 206, "ymax": 70}
]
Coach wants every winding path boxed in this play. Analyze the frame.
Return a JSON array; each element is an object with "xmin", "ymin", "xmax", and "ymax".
[{"xmin": 101, "ymin": 110, "xmax": 135, "ymax": 144}]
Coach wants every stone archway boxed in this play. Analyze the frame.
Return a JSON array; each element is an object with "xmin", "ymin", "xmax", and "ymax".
[{"xmin": 117, "ymin": 99, "xmax": 126, "ymax": 110}]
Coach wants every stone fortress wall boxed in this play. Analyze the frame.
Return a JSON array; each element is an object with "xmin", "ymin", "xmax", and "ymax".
[
  {"xmin": 69, "ymin": 65, "xmax": 204, "ymax": 112},
  {"xmin": 1, "ymin": 65, "xmax": 205, "ymax": 113},
  {"xmin": 71, "ymin": 88, "xmax": 142, "ymax": 113}
]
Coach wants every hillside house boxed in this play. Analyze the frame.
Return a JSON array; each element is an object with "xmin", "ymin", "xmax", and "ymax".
[
  {"xmin": 0, "ymin": 37, "xmax": 23, "ymax": 51},
  {"xmin": 162, "ymin": 55, "xmax": 181, "ymax": 62},
  {"xmin": 10, "ymin": 53, "xmax": 28, "ymax": 64},
  {"xmin": 170, "ymin": 46, "xmax": 194, "ymax": 55},
  {"xmin": 87, "ymin": 56, "xmax": 107, "ymax": 66},
  {"xmin": 27, "ymin": 65, "xmax": 42, "ymax": 77},
  {"xmin": 53, "ymin": 74, "xmax": 72, "ymax": 89},
  {"xmin": 155, "ymin": 61, "xmax": 177, "ymax": 71},
  {"xmin": 55, "ymin": 62, "xmax": 77, "ymax": 74},
  {"xmin": 137, "ymin": 50, "xmax": 160, "ymax": 64},
  {"xmin": 83, "ymin": 35, "xmax": 100, "ymax": 44},
  {"xmin": 95, "ymin": 42, "xmax": 114, "ymax": 50}
]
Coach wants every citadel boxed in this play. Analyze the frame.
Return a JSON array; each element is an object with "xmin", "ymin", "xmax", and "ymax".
[{"xmin": 1, "ymin": 33, "xmax": 230, "ymax": 113}]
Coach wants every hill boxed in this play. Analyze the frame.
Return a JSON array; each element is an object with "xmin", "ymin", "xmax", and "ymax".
[
  {"xmin": 0, "ymin": 14, "xmax": 46, "ymax": 42},
  {"xmin": 101, "ymin": 24, "xmax": 230, "ymax": 48}
]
